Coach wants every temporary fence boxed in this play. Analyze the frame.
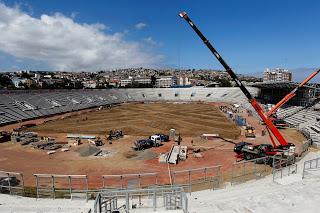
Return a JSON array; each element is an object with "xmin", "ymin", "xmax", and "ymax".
[
  {"xmin": 0, "ymin": 171, "xmax": 24, "ymax": 196},
  {"xmin": 231, "ymin": 157, "xmax": 271, "ymax": 185},
  {"xmin": 299, "ymin": 140, "xmax": 311, "ymax": 159},
  {"xmin": 302, "ymin": 157, "xmax": 320, "ymax": 178},
  {"xmin": 94, "ymin": 187, "xmax": 187, "ymax": 213},
  {"xmin": 272, "ymin": 154, "xmax": 297, "ymax": 182},
  {"xmin": 34, "ymin": 174, "xmax": 89, "ymax": 200},
  {"xmin": 171, "ymin": 165, "xmax": 222, "ymax": 193},
  {"xmin": 102, "ymin": 173, "xmax": 158, "ymax": 190}
]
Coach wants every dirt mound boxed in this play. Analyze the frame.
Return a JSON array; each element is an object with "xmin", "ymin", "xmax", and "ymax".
[
  {"xmin": 131, "ymin": 150, "xmax": 158, "ymax": 160},
  {"xmin": 76, "ymin": 145, "xmax": 100, "ymax": 157},
  {"xmin": 123, "ymin": 150, "xmax": 138, "ymax": 159}
]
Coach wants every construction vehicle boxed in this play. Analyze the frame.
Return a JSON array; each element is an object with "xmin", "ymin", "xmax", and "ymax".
[
  {"xmin": 107, "ymin": 130, "xmax": 123, "ymax": 140},
  {"xmin": 152, "ymin": 134, "xmax": 170, "ymax": 142},
  {"xmin": 244, "ymin": 126, "xmax": 255, "ymax": 138},
  {"xmin": 133, "ymin": 138, "xmax": 160, "ymax": 150},
  {"xmin": 265, "ymin": 68, "xmax": 320, "ymax": 128},
  {"xmin": 179, "ymin": 11, "xmax": 296, "ymax": 160},
  {"xmin": 0, "ymin": 131, "xmax": 11, "ymax": 143}
]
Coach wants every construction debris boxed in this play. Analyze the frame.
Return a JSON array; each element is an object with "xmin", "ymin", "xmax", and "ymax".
[
  {"xmin": 88, "ymin": 137, "xmax": 104, "ymax": 146},
  {"xmin": 47, "ymin": 150, "xmax": 56, "ymax": 155},
  {"xmin": 107, "ymin": 129, "xmax": 123, "ymax": 140},
  {"xmin": 68, "ymin": 138, "xmax": 81, "ymax": 146},
  {"xmin": 201, "ymin": 134, "xmax": 219, "ymax": 140}
]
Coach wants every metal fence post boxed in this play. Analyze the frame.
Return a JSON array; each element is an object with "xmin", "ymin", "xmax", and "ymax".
[
  {"xmin": 68, "ymin": 176, "xmax": 72, "ymax": 199},
  {"xmin": 52, "ymin": 175, "xmax": 55, "ymax": 199},
  {"xmin": 7, "ymin": 173, "xmax": 12, "ymax": 195},
  {"xmin": 35, "ymin": 175, "xmax": 39, "ymax": 199},
  {"xmin": 126, "ymin": 192, "xmax": 129, "ymax": 212},
  {"xmin": 86, "ymin": 176, "xmax": 89, "ymax": 202},
  {"xmin": 153, "ymin": 188, "xmax": 156, "ymax": 211},
  {"xmin": 21, "ymin": 173, "xmax": 25, "ymax": 196},
  {"xmin": 188, "ymin": 170, "xmax": 191, "ymax": 195}
]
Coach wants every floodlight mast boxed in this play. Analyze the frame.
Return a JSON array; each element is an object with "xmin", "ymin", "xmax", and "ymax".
[{"xmin": 178, "ymin": 11, "xmax": 289, "ymax": 148}]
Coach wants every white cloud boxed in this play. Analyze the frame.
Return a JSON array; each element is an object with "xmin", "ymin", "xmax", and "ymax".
[
  {"xmin": 135, "ymin": 22, "xmax": 147, "ymax": 30},
  {"xmin": 0, "ymin": 3, "xmax": 160, "ymax": 70},
  {"xmin": 143, "ymin": 37, "xmax": 163, "ymax": 47}
]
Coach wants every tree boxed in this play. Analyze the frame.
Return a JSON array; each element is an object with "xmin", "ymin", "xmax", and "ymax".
[
  {"xmin": 21, "ymin": 72, "xmax": 31, "ymax": 79},
  {"xmin": 0, "ymin": 74, "xmax": 13, "ymax": 88}
]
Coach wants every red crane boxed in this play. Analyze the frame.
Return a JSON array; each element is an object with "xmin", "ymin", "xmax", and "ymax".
[{"xmin": 179, "ymin": 12, "xmax": 295, "ymax": 159}]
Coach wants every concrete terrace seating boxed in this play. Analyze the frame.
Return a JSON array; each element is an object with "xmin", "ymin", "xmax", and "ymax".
[
  {"xmin": 276, "ymin": 106, "xmax": 304, "ymax": 118},
  {"xmin": 300, "ymin": 121, "xmax": 320, "ymax": 147},
  {"xmin": 0, "ymin": 87, "xmax": 259, "ymax": 126},
  {"xmin": 284, "ymin": 109, "xmax": 320, "ymax": 127}
]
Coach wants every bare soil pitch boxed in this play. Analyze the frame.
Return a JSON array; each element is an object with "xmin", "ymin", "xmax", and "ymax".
[{"xmin": 29, "ymin": 103, "xmax": 241, "ymax": 139}]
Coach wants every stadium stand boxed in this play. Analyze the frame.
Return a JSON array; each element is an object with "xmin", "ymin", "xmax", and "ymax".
[{"xmin": 0, "ymin": 87, "xmax": 259, "ymax": 126}]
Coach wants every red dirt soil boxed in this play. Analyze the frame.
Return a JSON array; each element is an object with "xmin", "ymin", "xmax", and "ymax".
[{"xmin": 0, "ymin": 102, "xmax": 306, "ymax": 188}]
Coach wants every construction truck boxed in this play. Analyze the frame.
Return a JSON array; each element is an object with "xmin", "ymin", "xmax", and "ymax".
[
  {"xmin": 151, "ymin": 134, "xmax": 170, "ymax": 142},
  {"xmin": 133, "ymin": 138, "xmax": 160, "ymax": 150},
  {"xmin": 179, "ymin": 11, "xmax": 296, "ymax": 161}
]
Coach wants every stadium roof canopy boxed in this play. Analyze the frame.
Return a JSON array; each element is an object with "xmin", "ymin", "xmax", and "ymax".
[{"xmin": 252, "ymin": 81, "xmax": 317, "ymax": 89}]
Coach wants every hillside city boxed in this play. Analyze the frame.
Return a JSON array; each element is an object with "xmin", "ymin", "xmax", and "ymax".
[{"xmin": 0, "ymin": 68, "xmax": 264, "ymax": 90}]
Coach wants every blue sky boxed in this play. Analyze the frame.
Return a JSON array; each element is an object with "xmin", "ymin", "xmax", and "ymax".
[{"xmin": 0, "ymin": 0, "xmax": 319, "ymax": 77}]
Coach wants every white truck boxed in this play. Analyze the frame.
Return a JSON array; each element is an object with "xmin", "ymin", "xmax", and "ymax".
[{"xmin": 150, "ymin": 135, "xmax": 162, "ymax": 146}]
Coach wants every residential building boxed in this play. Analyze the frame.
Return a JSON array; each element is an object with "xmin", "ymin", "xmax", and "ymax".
[
  {"xmin": 263, "ymin": 68, "xmax": 292, "ymax": 82},
  {"xmin": 120, "ymin": 79, "xmax": 133, "ymax": 87},
  {"xmin": 156, "ymin": 76, "xmax": 175, "ymax": 88},
  {"xmin": 135, "ymin": 78, "xmax": 151, "ymax": 85}
]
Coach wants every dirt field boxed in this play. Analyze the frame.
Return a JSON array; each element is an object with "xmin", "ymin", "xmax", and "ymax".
[
  {"xmin": 29, "ymin": 103, "xmax": 241, "ymax": 139},
  {"xmin": 0, "ymin": 102, "xmax": 308, "ymax": 188}
]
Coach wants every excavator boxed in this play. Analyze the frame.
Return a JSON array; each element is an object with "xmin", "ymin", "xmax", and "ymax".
[
  {"xmin": 265, "ymin": 68, "xmax": 320, "ymax": 128},
  {"xmin": 179, "ymin": 11, "xmax": 296, "ymax": 161}
]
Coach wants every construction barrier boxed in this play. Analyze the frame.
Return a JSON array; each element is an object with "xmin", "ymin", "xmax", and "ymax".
[
  {"xmin": 102, "ymin": 173, "xmax": 158, "ymax": 190},
  {"xmin": 0, "ymin": 171, "xmax": 24, "ymax": 196},
  {"xmin": 231, "ymin": 157, "xmax": 271, "ymax": 185},
  {"xmin": 171, "ymin": 165, "xmax": 222, "ymax": 193},
  {"xmin": 34, "ymin": 174, "xmax": 89, "ymax": 200},
  {"xmin": 94, "ymin": 187, "xmax": 187, "ymax": 213},
  {"xmin": 302, "ymin": 157, "xmax": 320, "ymax": 178}
]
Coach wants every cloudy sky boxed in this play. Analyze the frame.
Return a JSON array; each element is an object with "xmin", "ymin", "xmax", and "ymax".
[{"xmin": 0, "ymin": 0, "xmax": 319, "ymax": 77}]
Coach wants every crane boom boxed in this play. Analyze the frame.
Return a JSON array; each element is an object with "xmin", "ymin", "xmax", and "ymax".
[
  {"xmin": 266, "ymin": 68, "xmax": 320, "ymax": 117},
  {"xmin": 179, "ymin": 11, "xmax": 288, "ymax": 148}
]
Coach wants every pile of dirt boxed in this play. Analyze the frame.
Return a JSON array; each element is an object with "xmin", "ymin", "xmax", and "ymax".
[
  {"xmin": 123, "ymin": 150, "xmax": 138, "ymax": 159},
  {"xmin": 131, "ymin": 150, "xmax": 158, "ymax": 160},
  {"xmin": 76, "ymin": 145, "xmax": 100, "ymax": 157}
]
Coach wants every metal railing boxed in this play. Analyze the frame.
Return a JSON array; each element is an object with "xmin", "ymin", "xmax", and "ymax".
[
  {"xmin": 93, "ymin": 187, "xmax": 187, "ymax": 213},
  {"xmin": 0, "ymin": 171, "xmax": 24, "ymax": 196},
  {"xmin": 231, "ymin": 157, "xmax": 271, "ymax": 185},
  {"xmin": 172, "ymin": 165, "xmax": 222, "ymax": 193},
  {"xmin": 302, "ymin": 157, "xmax": 320, "ymax": 178},
  {"xmin": 34, "ymin": 174, "xmax": 89, "ymax": 201},
  {"xmin": 102, "ymin": 172, "xmax": 158, "ymax": 190}
]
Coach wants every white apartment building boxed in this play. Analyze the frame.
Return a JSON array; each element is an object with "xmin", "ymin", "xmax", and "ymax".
[
  {"xmin": 156, "ymin": 76, "xmax": 175, "ymax": 88},
  {"xmin": 263, "ymin": 68, "xmax": 292, "ymax": 82}
]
